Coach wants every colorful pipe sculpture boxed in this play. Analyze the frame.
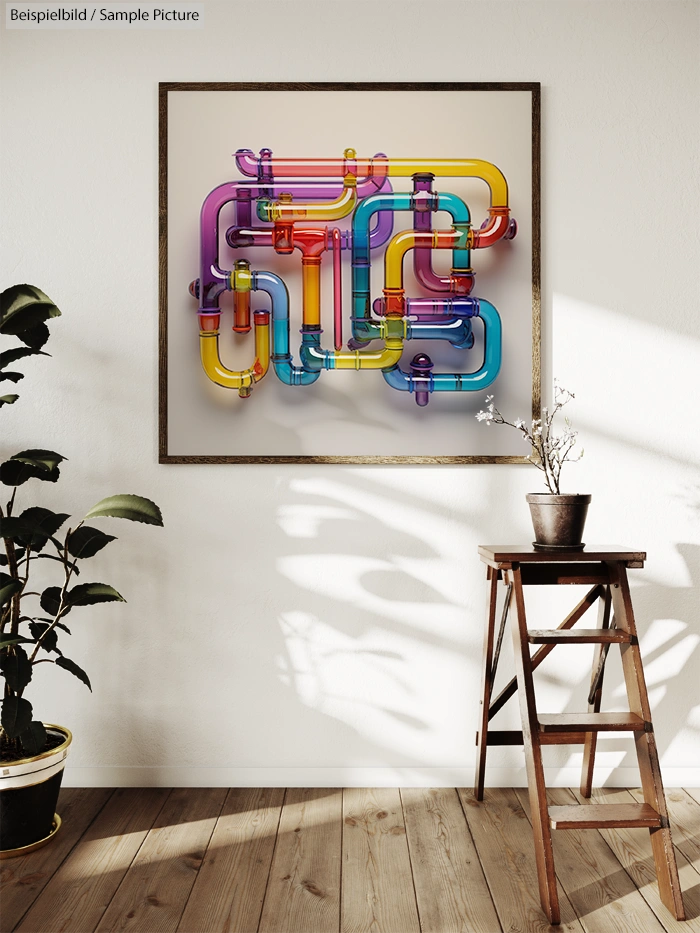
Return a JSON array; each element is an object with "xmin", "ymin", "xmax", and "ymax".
[{"xmin": 190, "ymin": 148, "xmax": 516, "ymax": 405}]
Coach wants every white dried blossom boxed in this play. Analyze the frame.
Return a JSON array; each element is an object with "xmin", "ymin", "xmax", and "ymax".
[{"xmin": 475, "ymin": 386, "xmax": 581, "ymax": 493}]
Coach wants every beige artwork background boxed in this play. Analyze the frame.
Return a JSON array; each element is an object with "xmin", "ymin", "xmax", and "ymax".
[{"xmin": 164, "ymin": 87, "xmax": 536, "ymax": 458}]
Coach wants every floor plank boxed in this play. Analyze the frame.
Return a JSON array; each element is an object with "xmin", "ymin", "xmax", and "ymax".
[
  {"xmin": 631, "ymin": 788, "xmax": 700, "ymax": 874},
  {"xmin": 458, "ymin": 787, "xmax": 584, "ymax": 932},
  {"xmin": 341, "ymin": 787, "xmax": 420, "ymax": 933},
  {"xmin": 94, "ymin": 786, "xmax": 227, "ymax": 933},
  {"xmin": 0, "ymin": 788, "xmax": 113, "ymax": 933},
  {"xmin": 571, "ymin": 787, "xmax": 700, "ymax": 931},
  {"xmin": 176, "ymin": 787, "xmax": 285, "ymax": 933},
  {"xmin": 516, "ymin": 787, "xmax": 667, "ymax": 932},
  {"xmin": 15, "ymin": 788, "xmax": 170, "ymax": 933},
  {"xmin": 258, "ymin": 788, "xmax": 342, "ymax": 933},
  {"xmin": 401, "ymin": 787, "xmax": 501, "ymax": 933},
  {"xmin": 5, "ymin": 786, "xmax": 699, "ymax": 933}
]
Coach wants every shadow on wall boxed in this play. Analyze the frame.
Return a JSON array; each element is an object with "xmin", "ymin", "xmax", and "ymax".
[
  {"xmin": 269, "ymin": 478, "xmax": 699, "ymax": 782},
  {"xmin": 66, "ymin": 297, "xmax": 700, "ymax": 784}
]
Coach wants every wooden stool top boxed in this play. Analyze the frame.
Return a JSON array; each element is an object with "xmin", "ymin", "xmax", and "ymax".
[{"xmin": 478, "ymin": 545, "xmax": 646, "ymax": 569}]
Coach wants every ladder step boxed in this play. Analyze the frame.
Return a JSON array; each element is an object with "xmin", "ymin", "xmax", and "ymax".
[
  {"xmin": 538, "ymin": 712, "xmax": 648, "ymax": 733},
  {"xmin": 527, "ymin": 628, "xmax": 633, "ymax": 645},
  {"xmin": 549, "ymin": 803, "xmax": 661, "ymax": 830}
]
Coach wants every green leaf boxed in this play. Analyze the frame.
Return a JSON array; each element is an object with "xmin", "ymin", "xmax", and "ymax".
[
  {"xmin": 67, "ymin": 526, "xmax": 116, "ymax": 559},
  {"xmin": 18, "ymin": 322, "xmax": 50, "ymax": 350},
  {"xmin": 0, "ymin": 574, "xmax": 22, "ymax": 607},
  {"xmin": 0, "ymin": 372, "xmax": 23, "ymax": 384},
  {"xmin": 20, "ymin": 721, "xmax": 47, "ymax": 756},
  {"xmin": 40, "ymin": 586, "xmax": 63, "ymax": 616},
  {"xmin": 0, "ymin": 645, "xmax": 32, "ymax": 692},
  {"xmin": 0, "ymin": 394, "xmax": 19, "ymax": 407},
  {"xmin": 55, "ymin": 656, "xmax": 91, "ymax": 692},
  {"xmin": 67, "ymin": 582, "xmax": 125, "ymax": 607},
  {"xmin": 85, "ymin": 495, "xmax": 163, "ymax": 527},
  {"xmin": 0, "ymin": 285, "xmax": 60, "ymax": 336},
  {"xmin": 1, "ymin": 694, "xmax": 33, "ymax": 739},
  {"xmin": 0, "ymin": 636, "xmax": 32, "ymax": 649},
  {"xmin": 16, "ymin": 507, "xmax": 70, "ymax": 553},
  {"xmin": 0, "ymin": 346, "xmax": 48, "ymax": 370},
  {"xmin": 11, "ymin": 449, "xmax": 65, "ymax": 472},
  {"xmin": 29, "ymin": 621, "xmax": 58, "ymax": 653},
  {"xmin": 0, "ymin": 449, "xmax": 65, "ymax": 486}
]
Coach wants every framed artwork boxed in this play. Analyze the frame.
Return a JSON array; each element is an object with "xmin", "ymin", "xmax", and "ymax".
[{"xmin": 158, "ymin": 82, "xmax": 540, "ymax": 463}]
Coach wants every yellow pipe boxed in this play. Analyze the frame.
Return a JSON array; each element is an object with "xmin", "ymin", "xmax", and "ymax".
[
  {"xmin": 331, "ymin": 329, "xmax": 404, "ymax": 370},
  {"xmin": 200, "ymin": 312, "xmax": 270, "ymax": 395},
  {"xmin": 302, "ymin": 262, "xmax": 321, "ymax": 329},
  {"xmin": 384, "ymin": 229, "xmax": 463, "ymax": 291},
  {"xmin": 261, "ymin": 175, "xmax": 358, "ymax": 222},
  {"xmin": 383, "ymin": 160, "xmax": 508, "ymax": 206}
]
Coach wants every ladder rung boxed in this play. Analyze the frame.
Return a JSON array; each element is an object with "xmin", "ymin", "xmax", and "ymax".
[
  {"xmin": 538, "ymin": 712, "xmax": 648, "ymax": 733},
  {"xmin": 527, "ymin": 629, "xmax": 633, "ymax": 645},
  {"xmin": 549, "ymin": 803, "xmax": 661, "ymax": 830},
  {"xmin": 478, "ymin": 730, "xmax": 524, "ymax": 746}
]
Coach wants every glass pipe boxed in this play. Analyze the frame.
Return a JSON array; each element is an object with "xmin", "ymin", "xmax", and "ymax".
[
  {"xmin": 199, "ymin": 309, "xmax": 270, "ymax": 398},
  {"xmin": 235, "ymin": 149, "xmax": 509, "ymax": 209},
  {"xmin": 257, "ymin": 175, "xmax": 357, "ymax": 223},
  {"xmin": 350, "ymin": 191, "xmax": 471, "ymax": 342},
  {"xmin": 382, "ymin": 299, "xmax": 502, "ymax": 400},
  {"xmin": 332, "ymin": 227, "xmax": 343, "ymax": 351},
  {"xmin": 381, "ymin": 229, "xmax": 469, "ymax": 319},
  {"xmin": 412, "ymin": 175, "xmax": 475, "ymax": 295},
  {"xmin": 253, "ymin": 270, "xmax": 320, "ymax": 386},
  {"xmin": 235, "ymin": 148, "xmax": 390, "ymax": 196},
  {"xmin": 299, "ymin": 315, "xmax": 406, "ymax": 371},
  {"xmin": 196, "ymin": 176, "xmax": 394, "ymax": 313}
]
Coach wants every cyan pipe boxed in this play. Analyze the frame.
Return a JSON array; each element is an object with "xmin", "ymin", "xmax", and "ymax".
[
  {"xmin": 351, "ymin": 191, "xmax": 471, "ymax": 342},
  {"xmin": 382, "ymin": 299, "xmax": 502, "ymax": 394},
  {"xmin": 252, "ymin": 270, "xmax": 320, "ymax": 387}
]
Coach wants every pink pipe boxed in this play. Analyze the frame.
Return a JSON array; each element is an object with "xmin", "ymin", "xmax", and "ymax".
[
  {"xmin": 472, "ymin": 209, "xmax": 514, "ymax": 248},
  {"xmin": 235, "ymin": 149, "xmax": 389, "ymax": 192},
  {"xmin": 332, "ymin": 228, "xmax": 342, "ymax": 351}
]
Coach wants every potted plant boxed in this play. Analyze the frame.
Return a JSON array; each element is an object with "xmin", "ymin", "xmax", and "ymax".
[
  {"xmin": 476, "ymin": 382, "xmax": 589, "ymax": 548},
  {"xmin": 0, "ymin": 285, "xmax": 163, "ymax": 857}
]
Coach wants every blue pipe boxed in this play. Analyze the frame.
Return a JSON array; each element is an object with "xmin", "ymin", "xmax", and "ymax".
[
  {"xmin": 382, "ymin": 299, "xmax": 502, "ymax": 395},
  {"xmin": 253, "ymin": 271, "xmax": 320, "ymax": 386}
]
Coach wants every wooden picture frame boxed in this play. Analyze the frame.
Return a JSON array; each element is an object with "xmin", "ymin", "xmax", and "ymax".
[{"xmin": 159, "ymin": 82, "xmax": 540, "ymax": 463}]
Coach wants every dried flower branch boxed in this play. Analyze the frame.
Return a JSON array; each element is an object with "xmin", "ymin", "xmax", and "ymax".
[{"xmin": 476, "ymin": 381, "xmax": 583, "ymax": 494}]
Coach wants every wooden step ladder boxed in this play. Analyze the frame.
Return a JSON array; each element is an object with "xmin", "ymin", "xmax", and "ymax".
[{"xmin": 475, "ymin": 545, "xmax": 685, "ymax": 925}]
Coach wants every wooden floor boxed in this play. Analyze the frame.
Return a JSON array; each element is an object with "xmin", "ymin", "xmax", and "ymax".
[{"xmin": 3, "ymin": 786, "xmax": 700, "ymax": 933}]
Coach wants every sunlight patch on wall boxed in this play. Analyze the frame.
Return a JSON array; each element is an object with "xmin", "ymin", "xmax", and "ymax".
[
  {"xmin": 277, "ymin": 504, "xmax": 358, "ymax": 538},
  {"xmin": 276, "ymin": 610, "xmax": 471, "ymax": 763},
  {"xmin": 278, "ymin": 553, "xmax": 466, "ymax": 644},
  {"xmin": 553, "ymin": 293, "xmax": 700, "ymax": 465}
]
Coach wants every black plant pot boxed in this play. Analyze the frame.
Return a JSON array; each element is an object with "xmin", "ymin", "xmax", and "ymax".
[
  {"xmin": 0, "ymin": 725, "xmax": 71, "ymax": 858},
  {"xmin": 526, "ymin": 493, "xmax": 591, "ymax": 550}
]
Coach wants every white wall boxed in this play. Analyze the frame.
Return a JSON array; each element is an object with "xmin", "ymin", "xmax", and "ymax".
[{"xmin": 1, "ymin": 0, "xmax": 699, "ymax": 787}]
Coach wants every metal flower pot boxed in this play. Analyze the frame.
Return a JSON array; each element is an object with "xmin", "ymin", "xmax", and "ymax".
[
  {"xmin": 0, "ymin": 724, "xmax": 71, "ymax": 858},
  {"xmin": 526, "ymin": 493, "xmax": 591, "ymax": 549}
]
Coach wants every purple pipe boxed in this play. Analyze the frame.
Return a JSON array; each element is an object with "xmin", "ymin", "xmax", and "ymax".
[
  {"xmin": 412, "ymin": 175, "xmax": 474, "ymax": 296},
  {"xmin": 197, "ymin": 165, "xmax": 394, "ymax": 313}
]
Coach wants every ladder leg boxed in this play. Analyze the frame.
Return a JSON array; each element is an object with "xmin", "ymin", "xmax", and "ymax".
[
  {"xmin": 509, "ymin": 565, "xmax": 560, "ymax": 925},
  {"xmin": 475, "ymin": 566, "xmax": 499, "ymax": 800},
  {"xmin": 609, "ymin": 562, "xmax": 686, "ymax": 921},
  {"xmin": 580, "ymin": 585, "xmax": 612, "ymax": 796}
]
